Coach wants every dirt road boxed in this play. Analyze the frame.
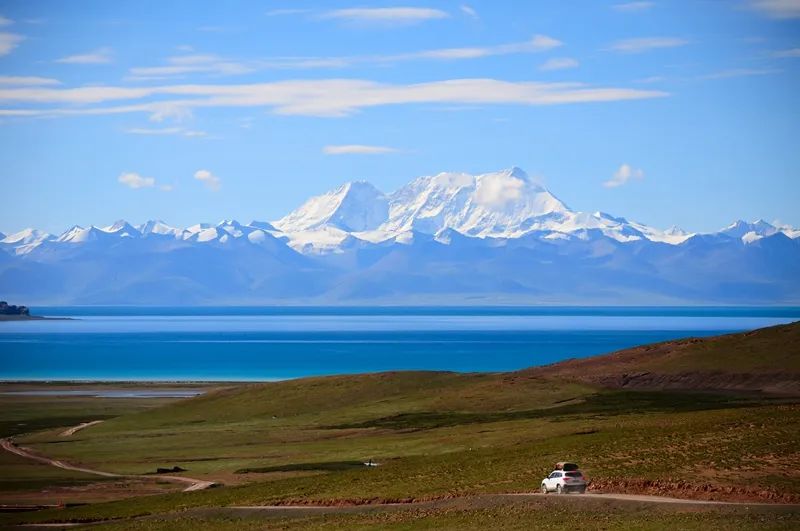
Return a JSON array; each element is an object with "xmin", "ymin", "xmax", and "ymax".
[
  {"xmin": 1, "ymin": 431, "xmax": 215, "ymax": 492},
  {"xmin": 229, "ymin": 491, "xmax": 800, "ymax": 513},
  {"xmin": 58, "ymin": 421, "xmax": 104, "ymax": 437}
]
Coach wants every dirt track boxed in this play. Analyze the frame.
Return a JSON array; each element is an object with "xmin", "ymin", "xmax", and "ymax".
[
  {"xmin": 0, "ymin": 432, "xmax": 215, "ymax": 493},
  {"xmin": 58, "ymin": 421, "xmax": 104, "ymax": 437},
  {"xmin": 228, "ymin": 491, "xmax": 800, "ymax": 513}
]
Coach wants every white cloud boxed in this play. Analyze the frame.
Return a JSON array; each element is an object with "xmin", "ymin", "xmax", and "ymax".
[
  {"xmin": 118, "ymin": 172, "xmax": 155, "ymax": 189},
  {"xmin": 194, "ymin": 169, "xmax": 221, "ymax": 191},
  {"xmin": 125, "ymin": 126, "xmax": 207, "ymax": 137},
  {"xmin": 612, "ymin": 2, "xmax": 656, "ymax": 12},
  {"xmin": 0, "ymin": 76, "xmax": 60, "ymax": 86},
  {"xmin": 0, "ymin": 78, "xmax": 668, "ymax": 120},
  {"xmin": 635, "ymin": 76, "xmax": 666, "ymax": 83},
  {"xmin": 460, "ymin": 5, "xmax": 479, "ymax": 19},
  {"xmin": 608, "ymin": 37, "xmax": 688, "ymax": 53},
  {"xmin": 702, "ymin": 68, "xmax": 779, "ymax": 79},
  {"xmin": 539, "ymin": 57, "xmax": 579, "ymax": 71},
  {"xmin": 128, "ymin": 36, "xmax": 562, "ymax": 78},
  {"xmin": 775, "ymin": 47, "xmax": 800, "ymax": 57},
  {"xmin": 604, "ymin": 164, "xmax": 644, "ymax": 188},
  {"xmin": 56, "ymin": 47, "xmax": 113, "ymax": 64},
  {"xmin": 748, "ymin": 0, "xmax": 800, "ymax": 19},
  {"xmin": 320, "ymin": 7, "xmax": 449, "ymax": 25},
  {"xmin": 265, "ymin": 8, "xmax": 311, "ymax": 17},
  {"xmin": 323, "ymin": 144, "xmax": 399, "ymax": 155},
  {"xmin": 0, "ymin": 32, "xmax": 23, "ymax": 56},
  {"xmin": 399, "ymin": 35, "xmax": 561, "ymax": 60},
  {"xmin": 128, "ymin": 54, "xmax": 255, "ymax": 80}
]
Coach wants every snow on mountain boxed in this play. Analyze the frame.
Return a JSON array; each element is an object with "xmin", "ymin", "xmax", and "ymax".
[
  {"xmin": 269, "ymin": 168, "xmax": 702, "ymax": 248},
  {"xmin": 101, "ymin": 220, "xmax": 141, "ymax": 238},
  {"xmin": 275, "ymin": 181, "xmax": 389, "ymax": 233},
  {"xmin": 1, "ymin": 167, "xmax": 798, "ymax": 261},
  {"xmin": 1, "ymin": 228, "xmax": 52, "ymax": 246},
  {"xmin": 2, "ymin": 167, "xmax": 799, "ymax": 305},
  {"xmin": 0, "ymin": 228, "xmax": 54, "ymax": 256},
  {"xmin": 138, "ymin": 220, "xmax": 181, "ymax": 237},
  {"xmin": 717, "ymin": 219, "xmax": 789, "ymax": 244},
  {"xmin": 383, "ymin": 167, "xmax": 569, "ymax": 237}
]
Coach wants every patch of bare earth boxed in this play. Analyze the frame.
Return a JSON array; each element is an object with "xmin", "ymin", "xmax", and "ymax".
[
  {"xmin": 589, "ymin": 478, "xmax": 799, "ymax": 504},
  {"xmin": 0, "ymin": 478, "xmax": 180, "ymax": 506}
]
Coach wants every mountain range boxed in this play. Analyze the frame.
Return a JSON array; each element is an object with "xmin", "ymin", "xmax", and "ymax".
[{"xmin": 2, "ymin": 167, "xmax": 799, "ymax": 305}]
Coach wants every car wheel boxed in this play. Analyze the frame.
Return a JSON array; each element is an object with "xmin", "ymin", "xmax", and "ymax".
[
  {"xmin": 556, "ymin": 484, "xmax": 563, "ymax": 494},
  {"xmin": 578, "ymin": 487, "xmax": 586, "ymax": 494},
  {"xmin": 541, "ymin": 484, "xmax": 548, "ymax": 494}
]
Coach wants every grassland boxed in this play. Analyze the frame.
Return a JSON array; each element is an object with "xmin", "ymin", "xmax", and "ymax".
[{"xmin": 1, "ymin": 323, "xmax": 798, "ymax": 529}]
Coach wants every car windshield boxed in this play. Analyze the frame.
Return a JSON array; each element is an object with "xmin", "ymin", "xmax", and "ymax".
[{"xmin": 565, "ymin": 472, "xmax": 582, "ymax": 477}]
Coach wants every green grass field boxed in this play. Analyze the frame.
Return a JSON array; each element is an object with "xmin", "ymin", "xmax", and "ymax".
[{"xmin": 1, "ymin": 323, "xmax": 798, "ymax": 529}]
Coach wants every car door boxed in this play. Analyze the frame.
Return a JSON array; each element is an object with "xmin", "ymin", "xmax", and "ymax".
[{"xmin": 546, "ymin": 472, "xmax": 559, "ymax": 490}]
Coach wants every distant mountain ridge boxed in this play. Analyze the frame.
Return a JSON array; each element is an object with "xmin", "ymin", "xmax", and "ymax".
[{"xmin": 2, "ymin": 167, "xmax": 799, "ymax": 305}]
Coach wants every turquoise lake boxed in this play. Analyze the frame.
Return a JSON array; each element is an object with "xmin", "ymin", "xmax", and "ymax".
[{"xmin": 1, "ymin": 307, "xmax": 797, "ymax": 381}]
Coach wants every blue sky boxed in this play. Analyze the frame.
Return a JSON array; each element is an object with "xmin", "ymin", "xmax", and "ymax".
[{"xmin": 0, "ymin": 0, "xmax": 799, "ymax": 234}]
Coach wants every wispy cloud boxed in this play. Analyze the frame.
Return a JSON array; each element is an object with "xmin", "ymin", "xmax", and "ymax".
[
  {"xmin": 125, "ymin": 126, "xmax": 207, "ymax": 137},
  {"xmin": 0, "ymin": 76, "xmax": 60, "ymax": 86},
  {"xmin": 539, "ymin": 57, "xmax": 579, "ymax": 71},
  {"xmin": 747, "ymin": 0, "xmax": 800, "ymax": 19},
  {"xmin": 118, "ymin": 172, "xmax": 155, "ymax": 189},
  {"xmin": 56, "ymin": 47, "xmax": 113, "ymax": 64},
  {"xmin": 774, "ymin": 47, "xmax": 800, "ymax": 57},
  {"xmin": 265, "ymin": 8, "xmax": 311, "ymax": 17},
  {"xmin": 608, "ymin": 37, "xmax": 688, "ymax": 53},
  {"xmin": 0, "ymin": 32, "xmax": 23, "ymax": 56},
  {"xmin": 194, "ymin": 169, "xmax": 221, "ymax": 191},
  {"xmin": 612, "ymin": 2, "xmax": 656, "ymax": 12},
  {"xmin": 460, "ymin": 5, "xmax": 479, "ymax": 19},
  {"xmin": 128, "ymin": 54, "xmax": 254, "ymax": 80},
  {"xmin": 0, "ymin": 15, "xmax": 12, "ymax": 26},
  {"xmin": 128, "ymin": 36, "xmax": 562, "ymax": 79},
  {"xmin": 635, "ymin": 75, "xmax": 666, "ymax": 83},
  {"xmin": 0, "ymin": 78, "xmax": 668, "ymax": 120},
  {"xmin": 323, "ymin": 144, "xmax": 399, "ymax": 155},
  {"xmin": 604, "ymin": 163, "xmax": 644, "ymax": 188},
  {"xmin": 701, "ymin": 68, "xmax": 779, "ymax": 79},
  {"xmin": 319, "ymin": 7, "xmax": 449, "ymax": 25}
]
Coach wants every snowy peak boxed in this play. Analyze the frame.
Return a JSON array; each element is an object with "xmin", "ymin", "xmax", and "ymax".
[
  {"xmin": 384, "ymin": 167, "xmax": 570, "ymax": 237},
  {"xmin": 275, "ymin": 180, "xmax": 389, "ymax": 233},
  {"xmin": 101, "ymin": 220, "xmax": 140, "ymax": 238},
  {"xmin": 139, "ymin": 220, "xmax": 181, "ymax": 237},
  {"xmin": 722, "ymin": 219, "xmax": 778, "ymax": 239},
  {"xmin": 1, "ymin": 228, "xmax": 52, "ymax": 245}
]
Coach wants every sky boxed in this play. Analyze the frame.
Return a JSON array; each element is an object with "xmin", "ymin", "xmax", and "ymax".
[{"xmin": 0, "ymin": 0, "xmax": 799, "ymax": 235}]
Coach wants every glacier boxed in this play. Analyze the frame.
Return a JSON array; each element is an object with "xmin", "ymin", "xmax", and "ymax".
[{"xmin": 1, "ymin": 167, "xmax": 798, "ymax": 305}]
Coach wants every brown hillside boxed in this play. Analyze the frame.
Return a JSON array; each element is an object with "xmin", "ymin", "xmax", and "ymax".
[{"xmin": 516, "ymin": 321, "xmax": 800, "ymax": 395}]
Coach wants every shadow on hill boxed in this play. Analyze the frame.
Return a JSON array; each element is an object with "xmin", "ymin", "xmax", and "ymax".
[{"xmin": 328, "ymin": 390, "xmax": 789, "ymax": 431}]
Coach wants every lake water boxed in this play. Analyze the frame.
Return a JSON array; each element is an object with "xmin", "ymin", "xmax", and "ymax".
[{"xmin": 1, "ymin": 307, "xmax": 797, "ymax": 381}]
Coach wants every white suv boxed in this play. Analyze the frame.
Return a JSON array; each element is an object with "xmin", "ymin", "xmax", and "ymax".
[{"xmin": 541, "ymin": 470, "xmax": 587, "ymax": 494}]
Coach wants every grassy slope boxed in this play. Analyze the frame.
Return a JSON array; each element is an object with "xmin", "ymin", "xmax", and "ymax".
[
  {"xmin": 0, "ymin": 385, "xmax": 218, "ymax": 503},
  {"xmin": 3, "ymin": 323, "xmax": 799, "ymax": 527},
  {"xmin": 525, "ymin": 322, "xmax": 800, "ymax": 385}
]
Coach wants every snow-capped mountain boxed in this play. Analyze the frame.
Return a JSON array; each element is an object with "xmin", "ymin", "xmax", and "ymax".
[
  {"xmin": 275, "ymin": 181, "xmax": 389, "ymax": 233},
  {"xmin": 2, "ymin": 167, "xmax": 798, "ymax": 305}
]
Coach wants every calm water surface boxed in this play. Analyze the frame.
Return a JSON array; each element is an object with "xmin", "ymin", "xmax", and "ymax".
[{"xmin": 1, "ymin": 307, "xmax": 797, "ymax": 381}]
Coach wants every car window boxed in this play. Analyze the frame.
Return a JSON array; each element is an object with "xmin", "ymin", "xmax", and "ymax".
[
  {"xmin": 550, "ymin": 472, "xmax": 561, "ymax": 478},
  {"xmin": 565, "ymin": 472, "xmax": 582, "ymax": 477}
]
